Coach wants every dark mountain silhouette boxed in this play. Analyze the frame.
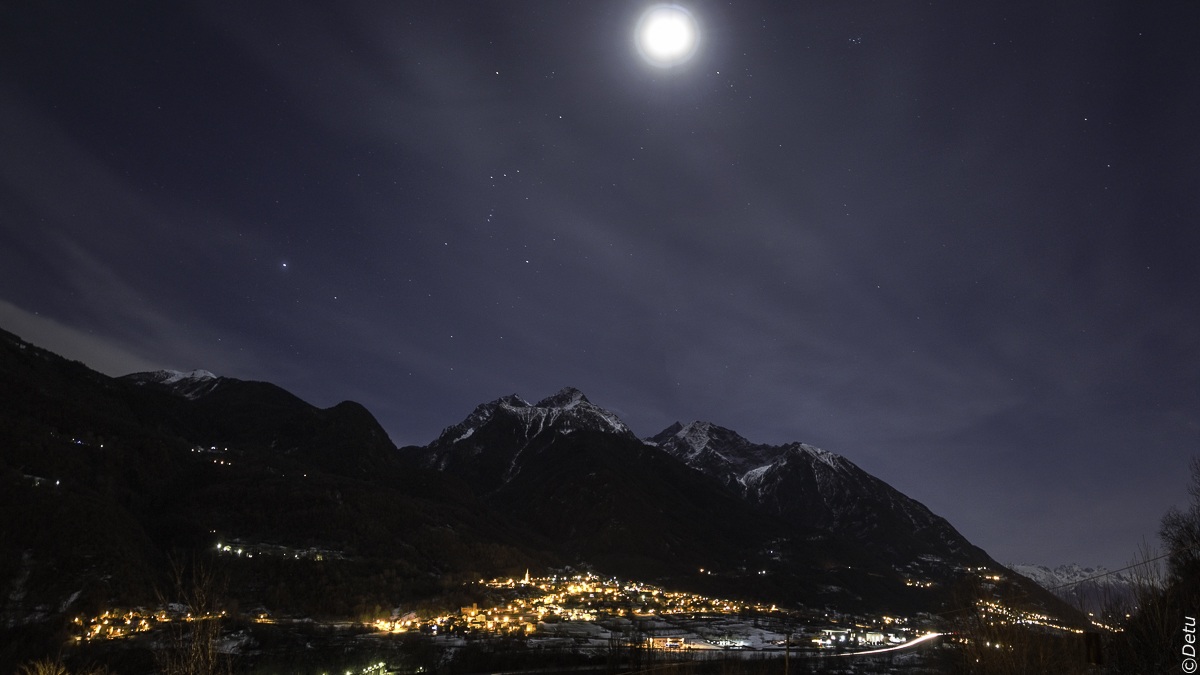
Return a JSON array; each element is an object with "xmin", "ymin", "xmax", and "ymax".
[
  {"xmin": 0, "ymin": 327, "xmax": 1080, "ymax": 646},
  {"xmin": 408, "ymin": 389, "xmax": 1075, "ymax": 616},
  {"xmin": 0, "ymin": 327, "xmax": 535, "ymax": 636},
  {"xmin": 649, "ymin": 420, "xmax": 993, "ymax": 580},
  {"xmin": 120, "ymin": 369, "xmax": 397, "ymax": 478}
]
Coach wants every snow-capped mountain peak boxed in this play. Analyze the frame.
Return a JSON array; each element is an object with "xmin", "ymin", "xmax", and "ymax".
[
  {"xmin": 534, "ymin": 386, "xmax": 589, "ymax": 409},
  {"xmin": 121, "ymin": 369, "xmax": 222, "ymax": 399},
  {"xmin": 650, "ymin": 420, "xmax": 775, "ymax": 475},
  {"xmin": 160, "ymin": 369, "xmax": 217, "ymax": 384},
  {"xmin": 430, "ymin": 387, "xmax": 635, "ymax": 451},
  {"xmin": 1008, "ymin": 562, "xmax": 1143, "ymax": 590},
  {"xmin": 1007, "ymin": 562, "xmax": 1147, "ymax": 613},
  {"xmin": 128, "ymin": 368, "xmax": 218, "ymax": 385},
  {"xmin": 791, "ymin": 442, "xmax": 846, "ymax": 471},
  {"xmin": 418, "ymin": 387, "xmax": 639, "ymax": 491},
  {"xmin": 674, "ymin": 420, "xmax": 729, "ymax": 457},
  {"xmin": 650, "ymin": 420, "xmax": 985, "ymax": 570}
]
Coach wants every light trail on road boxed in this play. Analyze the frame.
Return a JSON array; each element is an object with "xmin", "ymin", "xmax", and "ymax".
[{"xmin": 830, "ymin": 631, "xmax": 943, "ymax": 657}]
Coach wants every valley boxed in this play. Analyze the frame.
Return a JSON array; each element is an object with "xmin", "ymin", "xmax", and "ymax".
[{"xmin": 0, "ymin": 327, "xmax": 1098, "ymax": 673}]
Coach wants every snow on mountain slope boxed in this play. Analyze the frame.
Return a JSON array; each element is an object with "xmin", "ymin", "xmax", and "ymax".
[
  {"xmin": 650, "ymin": 420, "xmax": 990, "ymax": 569},
  {"xmin": 434, "ymin": 387, "xmax": 634, "ymax": 448},
  {"xmin": 1009, "ymin": 563, "xmax": 1146, "ymax": 590},
  {"xmin": 126, "ymin": 369, "xmax": 216, "ymax": 384},
  {"xmin": 650, "ymin": 421, "xmax": 865, "ymax": 511},
  {"xmin": 122, "ymin": 369, "xmax": 222, "ymax": 399},
  {"xmin": 416, "ymin": 392, "xmax": 999, "ymax": 576},
  {"xmin": 403, "ymin": 389, "xmax": 1070, "ymax": 613},
  {"xmin": 160, "ymin": 369, "xmax": 216, "ymax": 384},
  {"xmin": 419, "ymin": 387, "xmax": 638, "ymax": 490},
  {"xmin": 1007, "ymin": 562, "xmax": 1146, "ymax": 613}
]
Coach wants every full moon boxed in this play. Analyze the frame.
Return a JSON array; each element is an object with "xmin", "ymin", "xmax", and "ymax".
[{"xmin": 636, "ymin": 5, "xmax": 699, "ymax": 68}]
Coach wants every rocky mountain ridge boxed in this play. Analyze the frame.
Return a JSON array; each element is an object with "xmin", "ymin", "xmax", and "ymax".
[
  {"xmin": 1008, "ymin": 562, "xmax": 1146, "ymax": 613},
  {"xmin": 410, "ymin": 387, "xmax": 1072, "ymax": 615},
  {"xmin": 649, "ymin": 420, "xmax": 989, "ymax": 574},
  {"xmin": 0, "ymin": 326, "xmax": 1081, "ymax": 635}
]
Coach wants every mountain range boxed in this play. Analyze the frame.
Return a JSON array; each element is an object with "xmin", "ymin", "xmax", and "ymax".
[
  {"xmin": 1008, "ymin": 562, "xmax": 1148, "ymax": 615},
  {"xmin": 0, "ymin": 325, "xmax": 1080, "ymax": 657}
]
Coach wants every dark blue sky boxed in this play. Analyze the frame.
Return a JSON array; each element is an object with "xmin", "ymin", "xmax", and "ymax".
[{"xmin": 2, "ymin": 0, "xmax": 1197, "ymax": 570}]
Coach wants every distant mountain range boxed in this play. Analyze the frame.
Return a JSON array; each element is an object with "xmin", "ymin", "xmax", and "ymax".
[
  {"xmin": 0, "ymin": 326, "xmax": 1080, "ymax": 646},
  {"xmin": 1008, "ymin": 563, "xmax": 1148, "ymax": 614}
]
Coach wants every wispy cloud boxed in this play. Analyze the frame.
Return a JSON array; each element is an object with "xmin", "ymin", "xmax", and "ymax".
[{"xmin": 0, "ymin": 297, "xmax": 159, "ymax": 375}]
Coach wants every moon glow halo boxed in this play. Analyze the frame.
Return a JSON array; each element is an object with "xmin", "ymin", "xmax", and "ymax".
[{"xmin": 636, "ymin": 5, "xmax": 699, "ymax": 68}]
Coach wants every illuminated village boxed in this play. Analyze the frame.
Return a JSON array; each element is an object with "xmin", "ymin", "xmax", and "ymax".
[
  {"xmin": 71, "ymin": 570, "xmax": 935, "ymax": 652},
  {"xmin": 61, "ymin": 561, "xmax": 1112, "ymax": 675},
  {"xmin": 366, "ymin": 570, "xmax": 939, "ymax": 654},
  {"xmin": 71, "ymin": 607, "xmax": 226, "ymax": 643}
]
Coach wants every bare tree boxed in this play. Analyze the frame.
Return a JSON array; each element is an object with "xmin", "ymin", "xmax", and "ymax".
[
  {"xmin": 1101, "ymin": 543, "xmax": 1170, "ymax": 673},
  {"xmin": 16, "ymin": 659, "xmax": 71, "ymax": 675},
  {"xmin": 950, "ymin": 575, "xmax": 1091, "ymax": 674},
  {"xmin": 1160, "ymin": 457, "xmax": 1200, "ymax": 608},
  {"xmin": 155, "ymin": 556, "xmax": 232, "ymax": 675},
  {"xmin": 16, "ymin": 658, "xmax": 109, "ymax": 675},
  {"xmin": 1106, "ymin": 457, "xmax": 1200, "ymax": 672}
]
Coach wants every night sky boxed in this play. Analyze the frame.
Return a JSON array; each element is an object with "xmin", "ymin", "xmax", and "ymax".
[{"xmin": 2, "ymin": 1, "xmax": 1198, "ymax": 571}]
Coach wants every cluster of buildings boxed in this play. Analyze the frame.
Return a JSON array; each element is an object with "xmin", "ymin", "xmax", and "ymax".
[
  {"xmin": 372, "ymin": 570, "xmax": 771, "ymax": 641},
  {"xmin": 975, "ymin": 598, "xmax": 1085, "ymax": 635},
  {"xmin": 68, "ymin": 569, "xmax": 976, "ymax": 654},
  {"xmin": 71, "ymin": 609, "xmax": 160, "ymax": 642},
  {"xmin": 371, "ymin": 571, "xmax": 924, "ymax": 653},
  {"xmin": 812, "ymin": 626, "xmax": 907, "ymax": 648},
  {"xmin": 213, "ymin": 539, "xmax": 344, "ymax": 561},
  {"xmin": 70, "ymin": 607, "xmax": 225, "ymax": 643},
  {"xmin": 961, "ymin": 565, "xmax": 1089, "ymax": 635}
]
